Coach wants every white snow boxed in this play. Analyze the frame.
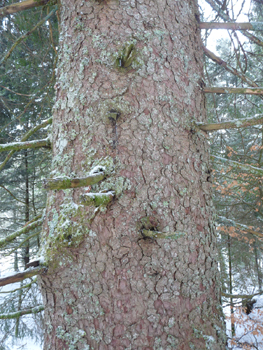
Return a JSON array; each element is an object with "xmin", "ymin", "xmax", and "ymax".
[
  {"xmin": 226, "ymin": 295, "xmax": 263, "ymax": 349},
  {"xmin": 89, "ymin": 165, "xmax": 105, "ymax": 175}
]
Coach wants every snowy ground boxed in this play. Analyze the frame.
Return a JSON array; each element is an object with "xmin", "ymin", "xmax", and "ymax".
[{"xmin": 6, "ymin": 338, "xmax": 42, "ymax": 350}]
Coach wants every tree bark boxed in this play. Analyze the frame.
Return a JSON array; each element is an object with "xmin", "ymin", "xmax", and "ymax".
[{"xmin": 39, "ymin": 0, "xmax": 227, "ymax": 349}]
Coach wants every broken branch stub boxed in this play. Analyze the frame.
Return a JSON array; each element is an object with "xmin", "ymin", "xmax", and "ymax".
[
  {"xmin": 80, "ymin": 192, "xmax": 114, "ymax": 207},
  {"xmin": 142, "ymin": 229, "xmax": 186, "ymax": 239},
  {"xmin": 43, "ymin": 172, "xmax": 105, "ymax": 190}
]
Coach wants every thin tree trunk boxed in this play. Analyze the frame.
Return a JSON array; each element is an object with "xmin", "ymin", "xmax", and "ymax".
[
  {"xmin": 255, "ymin": 132, "xmax": 263, "ymax": 292},
  {"xmin": 15, "ymin": 283, "xmax": 23, "ymax": 337},
  {"xmin": 23, "ymin": 150, "xmax": 30, "ymax": 268},
  {"xmin": 227, "ymin": 236, "xmax": 235, "ymax": 337},
  {"xmin": 254, "ymin": 242, "xmax": 262, "ymax": 292},
  {"xmin": 39, "ymin": 0, "xmax": 227, "ymax": 349}
]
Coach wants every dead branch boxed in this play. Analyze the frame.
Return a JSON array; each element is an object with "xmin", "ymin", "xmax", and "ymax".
[
  {"xmin": 0, "ymin": 267, "xmax": 46, "ymax": 287},
  {"xmin": 0, "ymin": 305, "xmax": 44, "ymax": 319},
  {"xmin": 195, "ymin": 115, "xmax": 263, "ymax": 132},
  {"xmin": 0, "ymin": 138, "xmax": 51, "ymax": 152},
  {"xmin": 43, "ymin": 172, "xmax": 105, "ymax": 190},
  {"xmin": 204, "ymin": 87, "xmax": 263, "ymax": 95},
  {"xmin": 200, "ymin": 22, "xmax": 263, "ymax": 31},
  {"xmin": 0, "ymin": 0, "xmax": 52, "ymax": 16}
]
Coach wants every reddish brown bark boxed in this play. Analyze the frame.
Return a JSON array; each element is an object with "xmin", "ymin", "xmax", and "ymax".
[{"xmin": 39, "ymin": 0, "xmax": 227, "ymax": 349}]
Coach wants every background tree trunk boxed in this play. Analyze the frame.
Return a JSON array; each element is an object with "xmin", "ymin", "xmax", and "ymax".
[{"xmin": 39, "ymin": 0, "xmax": 227, "ymax": 349}]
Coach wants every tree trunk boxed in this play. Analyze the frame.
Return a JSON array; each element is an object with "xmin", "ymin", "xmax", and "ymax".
[
  {"xmin": 23, "ymin": 149, "xmax": 30, "ymax": 268},
  {"xmin": 39, "ymin": 0, "xmax": 227, "ymax": 349},
  {"xmin": 227, "ymin": 236, "xmax": 235, "ymax": 337}
]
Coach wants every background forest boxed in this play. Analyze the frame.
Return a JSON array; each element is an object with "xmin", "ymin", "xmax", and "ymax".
[{"xmin": 0, "ymin": 0, "xmax": 263, "ymax": 349}]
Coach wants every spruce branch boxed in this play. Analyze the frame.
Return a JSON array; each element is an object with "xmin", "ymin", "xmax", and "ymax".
[
  {"xmin": 0, "ymin": 267, "xmax": 46, "ymax": 287},
  {"xmin": 0, "ymin": 185, "xmax": 27, "ymax": 205},
  {"xmin": 0, "ymin": 0, "xmax": 53, "ymax": 16},
  {"xmin": 43, "ymin": 172, "xmax": 105, "ymax": 190},
  {"xmin": 142, "ymin": 230, "xmax": 185, "ymax": 239},
  {"xmin": 23, "ymin": 117, "xmax": 52, "ymax": 140},
  {"xmin": 203, "ymin": 46, "xmax": 259, "ymax": 88},
  {"xmin": 212, "ymin": 155, "xmax": 263, "ymax": 177},
  {"xmin": 0, "ymin": 138, "xmax": 51, "ymax": 152},
  {"xmin": 222, "ymin": 292, "xmax": 263, "ymax": 299},
  {"xmin": 0, "ymin": 216, "xmax": 42, "ymax": 249},
  {"xmin": 200, "ymin": 22, "xmax": 263, "ymax": 31},
  {"xmin": 0, "ymin": 117, "xmax": 52, "ymax": 172},
  {"xmin": 0, "ymin": 305, "xmax": 44, "ymax": 319},
  {"xmin": 0, "ymin": 278, "xmax": 37, "ymax": 294},
  {"xmin": 205, "ymin": 0, "xmax": 263, "ymax": 47},
  {"xmin": 195, "ymin": 115, "xmax": 263, "ymax": 132},
  {"xmin": 0, "ymin": 84, "xmax": 33, "ymax": 97},
  {"xmin": 0, "ymin": 8, "xmax": 57, "ymax": 65},
  {"xmin": 80, "ymin": 191, "xmax": 115, "ymax": 207},
  {"xmin": 204, "ymin": 87, "xmax": 263, "ymax": 95},
  {"xmin": 218, "ymin": 216, "xmax": 263, "ymax": 239},
  {"xmin": 6, "ymin": 231, "xmax": 40, "ymax": 257}
]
